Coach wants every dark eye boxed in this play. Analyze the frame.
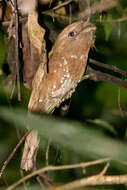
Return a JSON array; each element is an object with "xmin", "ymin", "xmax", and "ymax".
[{"xmin": 68, "ymin": 31, "xmax": 77, "ymax": 38}]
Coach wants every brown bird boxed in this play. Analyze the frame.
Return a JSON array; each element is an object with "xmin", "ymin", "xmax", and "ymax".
[
  {"xmin": 28, "ymin": 21, "xmax": 96, "ymax": 113},
  {"xmin": 21, "ymin": 21, "xmax": 96, "ymax": 171}
]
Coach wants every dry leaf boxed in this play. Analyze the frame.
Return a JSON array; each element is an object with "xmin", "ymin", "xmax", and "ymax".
[
  {"xmin": 21, "ymin": 130, "xmax": 39, "ymax": 171},
  {"xmin": 22, "ymin": 23, "xmax": 42, "ymax": 89},
  {"xmin": 22, "ymin": 10, "xmax": 47, "ymax": 89},
  {"xmin": 28, "ymin": 10, "xmax": 46, "ymax": 55}
]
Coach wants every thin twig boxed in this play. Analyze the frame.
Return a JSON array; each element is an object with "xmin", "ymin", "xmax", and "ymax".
[
  {"xmin": 6, "ymin": 158, "xmax": 110, "ymax": 190},
  {"xmin": 118, "ymin": 88, "xmax": 124, "ymax": 117},
  {"xmin": 10, "ymin": 80, "xmax": 16, "ymax": 99},
  {"xmin": 86, "ymin": 66, "xmax": 127, "ymax": 89},
  {"xmin": 99, "ymin": 162, "xmax": 109, "ymax": 176},
  {"xmin": 14, "ymin": 0, "xmax": 21, "ymax": 101},
  {"xmin": 20, "ymin": 170, "xmax": 28, "ymax": 190},
  {"xmin": 89, "ymin": 58, "xmax": 127, "ymax": 76},
  {"xmin": 0, "ymin": 131, "xmax": 31, "ymax": 177},
  {"xmin": 46, "ymin": 140, "xmax": 51, "ymax": 166},
  {"xmin": 36, "ymin": 176, "xmax": 45, "ymax": 189}
]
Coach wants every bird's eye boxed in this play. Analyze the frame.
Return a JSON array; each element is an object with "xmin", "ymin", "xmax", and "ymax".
[{"xmin": 68, "ymin": 31, "xmax": 77, "ymax": 38}]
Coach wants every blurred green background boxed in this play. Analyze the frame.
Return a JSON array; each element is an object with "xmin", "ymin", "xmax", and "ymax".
[{"xmin": 1, "ymin": 0, "xmax": 127, "ymax": 190}]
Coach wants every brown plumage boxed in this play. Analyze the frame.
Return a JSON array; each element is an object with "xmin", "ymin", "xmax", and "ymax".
[
  {"xmin": 21, "ymin": 21, "xmax": 96, "ymax": 171},
  {"xmin": 28, "ymin": 21, "xmax": 96, "ymax": 113}
]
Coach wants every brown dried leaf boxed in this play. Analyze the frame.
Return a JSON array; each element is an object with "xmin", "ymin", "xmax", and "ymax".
[
  {"xmin": 21, "ymin": 130, "xmax": 39, "ymax": 171},
  {"xmin": 22, "ymin": 23, "xmax": 42, "ymax": 89},
  {"xmin": 28, "ymin": 10, "xmax": 46, "ymax": 55},
  {"xmin": 22, "ymin": 11, "xmax": 47, "ymax": 89}
]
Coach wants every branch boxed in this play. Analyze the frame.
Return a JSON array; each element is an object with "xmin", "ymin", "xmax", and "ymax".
[
  {"xmin": 53, "ymin": 174, "xmax": 127, "ymax": 190},
  {"xmin": 6, "ymin": 158, "xmax": 110, "ymax": 190},
  {"xmin": 85, "ymin": 66, "xmax": 127, "ymax": 89},
  {"xmin": 13, "ymin": 0, "xmax": 21, "ymax": 101},
  {"xmin": 89, "ymin": 59, "xmax": 127, "ymax": 77}
]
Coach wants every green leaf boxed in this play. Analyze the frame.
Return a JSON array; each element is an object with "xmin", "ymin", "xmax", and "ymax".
[{"xmin": 0, "ymin": 107, "xmax": 127, "ymax": 161}]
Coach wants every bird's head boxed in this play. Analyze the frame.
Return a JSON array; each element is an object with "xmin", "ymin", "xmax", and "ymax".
[{"xmin": 53, "ymin": 21, "xmax": 96, "ymax": 56}]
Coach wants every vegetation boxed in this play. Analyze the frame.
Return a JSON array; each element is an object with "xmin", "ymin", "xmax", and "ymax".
[{"xmin": 1, "ymin": 0, "xmax": 127, "ymax": 189}]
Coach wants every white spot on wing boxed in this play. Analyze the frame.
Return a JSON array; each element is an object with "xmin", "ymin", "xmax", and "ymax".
[
  {"xmin": 53, "ymin": 85, "xmax": 56, "ymax": 89},
  {"xmin": 51, "ymin": 78, "xmax": 75, "ymax": 98},
  {"xmin": 66, "ymin": 73, "xmax": 70, "ymax": 78},
  {"xmin": 80, "ymin": 55, "xmax": 84, "ymax": 60},
  {"xmin": 61, "ymin": 80, "xmax": 63, "ymax": 84},
  {"xmin": 39, "ymin": 99, "xmax": 43, "ymax": 103},
  {"xmin": 71, "ymin": 55, "xmax": 77, "ymax": 59},
  {"xmin": 80, "ymin": 54, "xmax": 87, "ymax": 60},
  {"xmin": 62, "ymin": 57, "xmax": 68, "ymax": 65},
  {"xmin": 64, "ymin": 58, "xmax": 68, "ymax": 65}
]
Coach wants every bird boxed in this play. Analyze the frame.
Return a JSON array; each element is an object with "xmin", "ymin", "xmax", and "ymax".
[
  {"xmin": 28, "ymin": 20, "xmax": 96, "ymax": 113},
  {"xmin": 21, "ymin": 20, "xmax": 96, "ymax": 171}
]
